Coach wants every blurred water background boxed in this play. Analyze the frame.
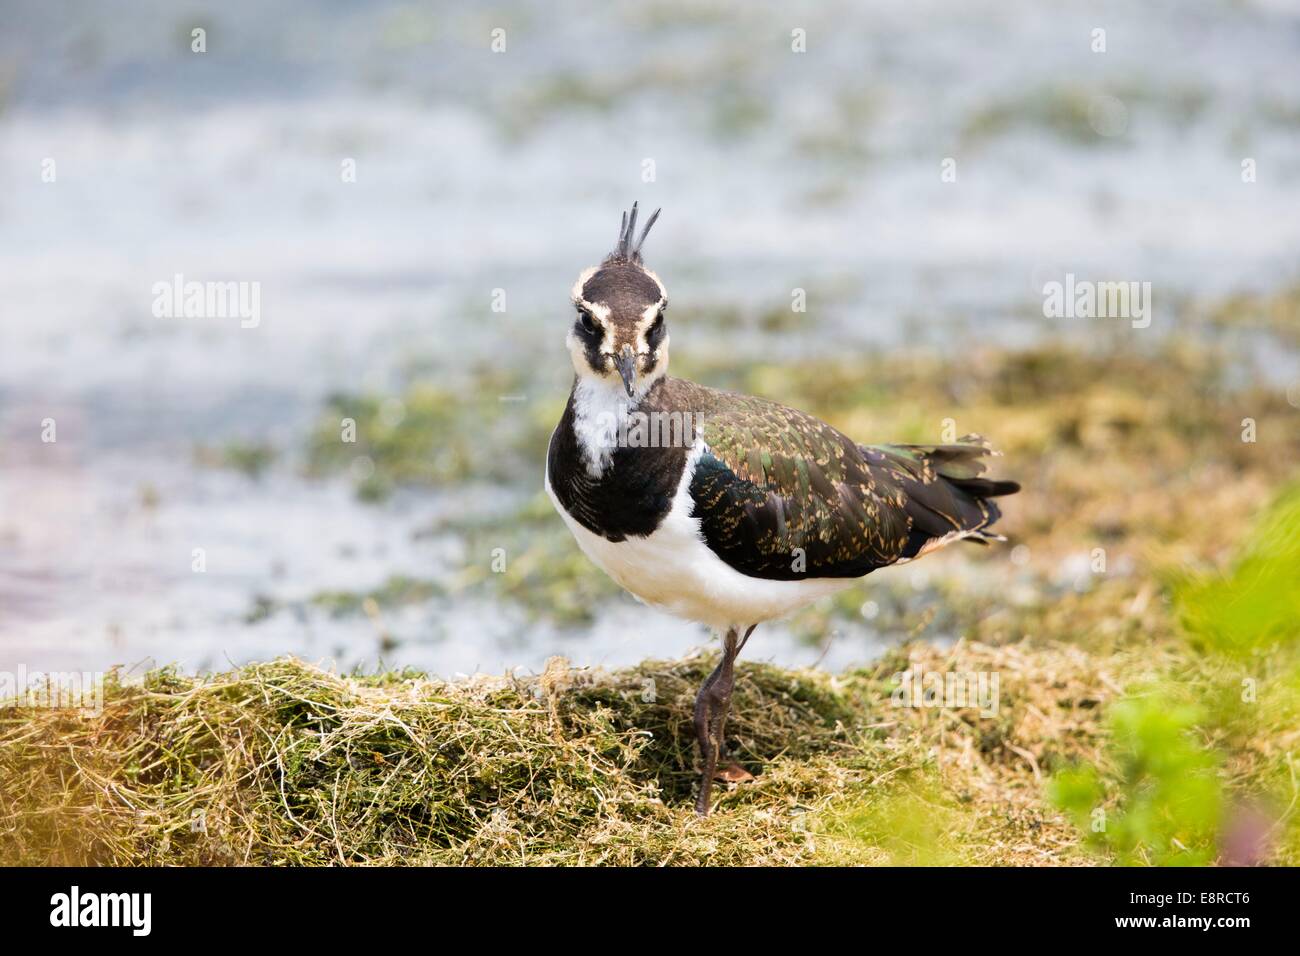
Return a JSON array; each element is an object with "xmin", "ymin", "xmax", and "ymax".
[{"xmin": 1, "ymin": 0, "xmax": 1298, "ymax": 677}]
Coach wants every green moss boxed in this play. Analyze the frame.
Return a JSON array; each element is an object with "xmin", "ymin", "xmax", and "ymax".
[
  {"xmin": 194, "ymin": 440, "xmax": 278, "ymax": 478},
  {"xmin": 310, "ymin": 575, "xmax": 443, "ymax": 619},
  {"xmin": 962, "ymin": 82, "xmax": 1209, "ymax": 148},
  {"xmin": 963, "ymin": 87, "xmax": 1104, "ymax": 146},
  {"xmin": 447, "ymin": 492, "xmax": 622, "ymax": 626},
  {"xmin": 306, "ymin": 371, "xmax": 559, "ymax": 499}
]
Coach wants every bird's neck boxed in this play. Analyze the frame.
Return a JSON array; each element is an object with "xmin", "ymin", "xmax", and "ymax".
[
  {"xmin": 569, "ymin": 375, "xmax": 650, "ymax": 477},
  {"xmin": 548, "ymin": 374, "xmax": 690, "ymax": 541}
]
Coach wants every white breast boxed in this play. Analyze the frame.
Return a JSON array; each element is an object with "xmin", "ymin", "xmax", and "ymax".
[{"xmin": 546, "ymin": 435, "xmax": 858, "ymax": 633}]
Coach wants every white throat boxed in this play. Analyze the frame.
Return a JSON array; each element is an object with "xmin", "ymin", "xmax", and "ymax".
[{"xmin": 571, "ymin": 376, "xmax": 640, "ymax": 477}]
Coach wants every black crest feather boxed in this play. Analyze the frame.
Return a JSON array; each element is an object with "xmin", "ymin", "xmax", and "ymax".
[{"xmin": 608, "ymin": 202, "xmax": 661, "ymax": 264}]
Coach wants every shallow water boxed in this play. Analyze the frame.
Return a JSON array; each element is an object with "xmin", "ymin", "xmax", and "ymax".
[{"xmin": 2, "ymin": 0, "xmax": 1299, "ymax": 677}]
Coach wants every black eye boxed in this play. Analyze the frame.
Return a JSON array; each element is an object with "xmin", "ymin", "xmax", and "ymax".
[{"xmin": 577, "ymin": 309, "xmax": 596, "ymax": 334}]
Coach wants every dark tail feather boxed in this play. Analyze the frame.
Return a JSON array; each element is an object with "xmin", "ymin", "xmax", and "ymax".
[
  {"xmin": 866, "ymin": 435, "xmax": 1019, "ymax": 560},
  {"xmin": 945, "ymin": 476, "xmax": 1021, "ymax": 498}
]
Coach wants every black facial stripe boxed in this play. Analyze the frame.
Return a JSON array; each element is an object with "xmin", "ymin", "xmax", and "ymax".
[
  {"xmin": 568, "ymin": 307, "xmax": 603, "ymax": 366},
  {"xmin": 575, "ymin": 307, "xmax": 599, "ymax": 336},
  {"xmin": 647, "ymin": 316, "xmax": 666, "ymax": 348},
  {"xmin": 577, "ymin": 330, "xmax": 606, "ymax": 370}
]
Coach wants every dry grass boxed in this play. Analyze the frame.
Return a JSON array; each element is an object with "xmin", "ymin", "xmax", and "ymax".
[{"xmin": 1, "ymin": 639, "xmax": 1129, "ymax": 866}]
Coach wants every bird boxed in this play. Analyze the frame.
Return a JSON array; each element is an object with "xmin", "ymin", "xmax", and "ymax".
[{"xmin": 545, "ymin": 204, "xmax": 1020, "ymax": 816}]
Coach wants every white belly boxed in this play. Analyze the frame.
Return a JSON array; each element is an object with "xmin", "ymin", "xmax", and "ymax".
[{"xmin": 545, "ymin": 439, "xmax": 858, "ymax": 632}]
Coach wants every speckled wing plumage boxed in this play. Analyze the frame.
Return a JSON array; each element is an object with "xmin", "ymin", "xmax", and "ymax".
[{"xmin": 668, "ymin": 380, "xmax": 1020, "ymax": 582}]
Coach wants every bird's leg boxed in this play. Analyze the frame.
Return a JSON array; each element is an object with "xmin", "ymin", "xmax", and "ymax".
[
  {"xmin": 694, "ymin": 625, "xmax": 755, "ymax": 817},
  {"xmin": 712, "ymin": 623, "xmax": 758, "ymax": 766},
  {"xmin": 737, "ymin": 622, "xmax": 757, "ymax": 654},
  {"xmin": 692, "ymin": 645, "xmax": 727, "ymax": 817}
]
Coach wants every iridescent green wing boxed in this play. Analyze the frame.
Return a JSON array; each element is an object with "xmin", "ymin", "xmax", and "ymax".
[
  {"xmin": 687, "ymin": 393, "xmax": 1018, "ymax": 580},
  {"xmin": 688, "ymin": 396, "xmax": 913, "ymax": 579}
]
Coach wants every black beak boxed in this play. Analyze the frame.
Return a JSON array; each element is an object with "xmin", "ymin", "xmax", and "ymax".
[{"xmin": 615, "ymin": 346, "xmax": 637, "ymax": 398}]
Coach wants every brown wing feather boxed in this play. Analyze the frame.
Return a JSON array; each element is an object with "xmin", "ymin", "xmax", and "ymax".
[{"xmin": 664, "ymin": 380, "xmax": 1017, "ymax": 581}]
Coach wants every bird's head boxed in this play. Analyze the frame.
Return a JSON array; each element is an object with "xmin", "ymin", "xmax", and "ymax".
[{"xmin": 567, "ymin": 203, "xmax": 668, "ymax": 402}]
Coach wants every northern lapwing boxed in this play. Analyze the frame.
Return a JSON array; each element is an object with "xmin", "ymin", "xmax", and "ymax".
[{"xmin": 545, "ymin": 205, "xmax": 1020, "ymax": 815}]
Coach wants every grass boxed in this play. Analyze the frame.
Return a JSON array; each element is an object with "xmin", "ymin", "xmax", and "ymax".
[
  {"xmin": 1048, "ymin": 487, "xmax": 1300, "ymax": 866},
  {"xmin": 1, "ymin": 642, "xmax": 1103, "ymax": 866}
]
